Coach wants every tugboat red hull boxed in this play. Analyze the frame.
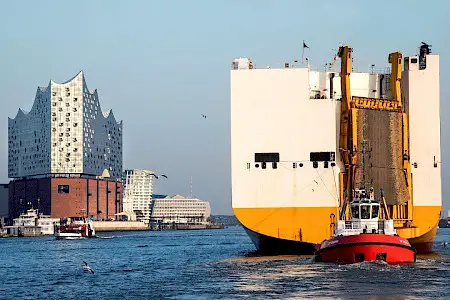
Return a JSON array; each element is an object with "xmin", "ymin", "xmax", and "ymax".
[{"xmin": 315, "ymin": 234, "xmax": 416, "ymax": 264}]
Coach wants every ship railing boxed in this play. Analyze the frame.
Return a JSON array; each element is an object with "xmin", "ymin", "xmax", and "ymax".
[{"xmin": 337, "ymin": 220, "xmax": 394, "ymax": 234}]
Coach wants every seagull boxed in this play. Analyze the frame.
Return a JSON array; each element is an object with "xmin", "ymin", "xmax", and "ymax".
[
  {"xmin": 201, "ymin": 114, "xmax": 207, "ymax": 119},
  {"xmin": 83, "ymin": 261, "xmax": 94, "ymax": 274},
  {"xmin": 443, "ymin": 241, "xmax": 448, "ymax": 248},
  {"xmin": 149, "ymin": 174, "xmax": 167, "ymax": 179}
]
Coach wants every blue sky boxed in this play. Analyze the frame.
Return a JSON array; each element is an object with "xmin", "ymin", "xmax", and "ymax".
[{"xmin": 1, "ymin": 0, "xmax": 449, "ymax": 215}]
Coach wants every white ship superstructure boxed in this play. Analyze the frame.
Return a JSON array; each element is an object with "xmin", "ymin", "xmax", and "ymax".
[{"xmin": 12, "ymin": 209, "xmax": 60, "ymax": 235}]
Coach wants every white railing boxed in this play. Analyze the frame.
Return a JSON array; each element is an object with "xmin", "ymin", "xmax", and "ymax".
[{"xmin": 336, "ymin": 219, "xmax": 396, "ymax": 235}]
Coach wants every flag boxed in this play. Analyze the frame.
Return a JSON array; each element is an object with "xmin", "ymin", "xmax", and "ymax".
[{"xmin": 303, "ymin": 41, "xmax": 309, "ymax": 49}]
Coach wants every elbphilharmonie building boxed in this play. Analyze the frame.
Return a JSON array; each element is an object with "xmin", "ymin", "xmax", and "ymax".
[{"xmin": 8, "ymin": 72, "xmax": 123, "ymax": 219}]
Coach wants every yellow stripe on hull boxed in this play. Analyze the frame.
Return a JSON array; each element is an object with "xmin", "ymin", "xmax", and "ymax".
[
  {"xmin": 234, "ymin": 205, "xmax": 441, "ymax": 253},
  {"xmin": 233, "ymin": 207, "xmax": 339, "ymax": 244}
]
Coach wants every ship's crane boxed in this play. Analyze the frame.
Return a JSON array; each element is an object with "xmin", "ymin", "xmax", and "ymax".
[
  {"xmin": 337, "ymin": 47, "xmax": 412, "ymax": 221},
  {"xmin": 337, "ymin": 46, "xmax": 358, "ymax": 218}
]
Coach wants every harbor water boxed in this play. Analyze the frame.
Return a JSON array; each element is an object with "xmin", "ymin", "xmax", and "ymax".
[{"xmin": 1, "ymin": 227, "xmax": 450, "ymax": 299}]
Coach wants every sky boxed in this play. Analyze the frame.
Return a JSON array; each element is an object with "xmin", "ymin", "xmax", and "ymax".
[{"xmin": 0, "ymin": 0, "xmax": 449, "ymax": 215}]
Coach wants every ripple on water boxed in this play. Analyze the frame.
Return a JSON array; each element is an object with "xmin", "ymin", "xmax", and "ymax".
[{"xmin": 0, "ymin": 227, "xmax": 449, "ymax": 299}]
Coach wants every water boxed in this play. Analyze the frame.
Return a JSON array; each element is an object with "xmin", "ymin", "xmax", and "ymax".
[{"xmin": 1, "ymin": 227, "xmax": 450, "ymax": 299}]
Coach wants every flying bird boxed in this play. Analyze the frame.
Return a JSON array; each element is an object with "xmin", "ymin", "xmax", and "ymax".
[
  {"xmin": 83, "ymin": 261, "xmax": 94, "ymax": 274},
  {"xmin": 149, "ymin": 173, "xmax": 167, "ymax": 179},
  {"xmin": 201, "ymin": 114, "xmax": 207, "ymax": 119}
]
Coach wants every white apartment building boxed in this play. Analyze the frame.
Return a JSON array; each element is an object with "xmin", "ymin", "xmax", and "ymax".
[
  {"xmin": 150, "ymin": 195, "xmax": 211, "ymax": 224},
  {"xmin": 8, "ymin": 71, "xmax": 123, "ymax": 179},
  {"xmin": 122, "ymin": 169, "xmax": 154, "ymax": 223}
]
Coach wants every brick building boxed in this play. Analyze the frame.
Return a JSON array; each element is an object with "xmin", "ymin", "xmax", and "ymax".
[{"xmin": 9, "ymin": 176, "xmax": 121, "ymax": 220}]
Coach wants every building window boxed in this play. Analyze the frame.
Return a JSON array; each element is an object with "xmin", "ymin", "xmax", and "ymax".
[{"xmin": 58, "ymin": 185, "xmax": 70, "ymax": 193}]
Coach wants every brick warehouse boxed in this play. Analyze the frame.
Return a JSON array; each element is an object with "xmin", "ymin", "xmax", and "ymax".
[{"xmin": 9, "ymin": 176, "xmax": 122, "ymax": 220}]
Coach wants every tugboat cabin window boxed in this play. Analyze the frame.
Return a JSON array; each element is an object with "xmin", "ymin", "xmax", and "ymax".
[
  {"xmin": 360, "ymin": 205, "xmax": 371, "ymax": 219},
  {"xmin": 351, "ymin": 205, "xmax": 359, "ymax": 218},
  {"xmin": 58, "ymin": 185, "xmax": 70, "ymax": 194},
  {"xmin": 371, "ymin": 205, "xmax": 380, "ymax": 218}
]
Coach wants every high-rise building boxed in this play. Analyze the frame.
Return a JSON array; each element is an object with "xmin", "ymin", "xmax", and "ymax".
[
  {"xmin": 8, "ymin": 71, "xmax": 122, "ymax": 178},
  {"xmin": 122, "ymin": 169, "xmax": 154, "ymax": 223},
  {"xmin": 8, "ymin": 72, "xmax": 123, "ymax": 220}
]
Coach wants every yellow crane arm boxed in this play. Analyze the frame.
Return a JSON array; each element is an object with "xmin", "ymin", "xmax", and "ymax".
[
  {"xmin": 338, "ymin": 46, "xmax": 358, "ymax": 209},
  {"xmin": 388, "ymin": 52, "xmax": 403, "ymax": 106}
]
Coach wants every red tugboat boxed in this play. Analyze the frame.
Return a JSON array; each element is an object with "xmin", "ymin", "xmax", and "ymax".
[
  {"xmin": 315, "ymin": 189, "xmax": 416, "ymax": 264},
  {"xmin": 54, "ymin": 217, "xmax": 96, "ymax": 239}
]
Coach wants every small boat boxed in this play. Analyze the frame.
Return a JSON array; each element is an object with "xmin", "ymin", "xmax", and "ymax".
[
  {"xmin": 55, "ymin": 217, "xmax": 96, "ymax": 239},
  {"xmin": 315, "ymin": 189, "xmax": 416, "ymax": 264}
]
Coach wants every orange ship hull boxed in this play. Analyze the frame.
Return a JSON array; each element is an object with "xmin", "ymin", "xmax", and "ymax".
[{"xmin": 235, "ymin": 205, "xmax": 440, "ymax": 255}]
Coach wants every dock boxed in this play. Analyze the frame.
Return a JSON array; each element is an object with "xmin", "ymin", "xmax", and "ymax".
[{"xmin": 93, "ymin": 221, "xmax": 149, "ymax": 232}]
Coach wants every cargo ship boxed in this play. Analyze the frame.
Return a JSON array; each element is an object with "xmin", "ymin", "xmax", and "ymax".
[{"xmin": 230, "ymin": 43, "xmax": 441, "ymax": 254}]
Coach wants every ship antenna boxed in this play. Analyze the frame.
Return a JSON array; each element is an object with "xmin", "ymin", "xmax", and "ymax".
[
  {"xmin": 189, "ymin": 175, "xmax": 193, "ymax": 198},
  {"xmin": 362, "ymin": 140, "xmax": 367, "ymax": 191}
]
